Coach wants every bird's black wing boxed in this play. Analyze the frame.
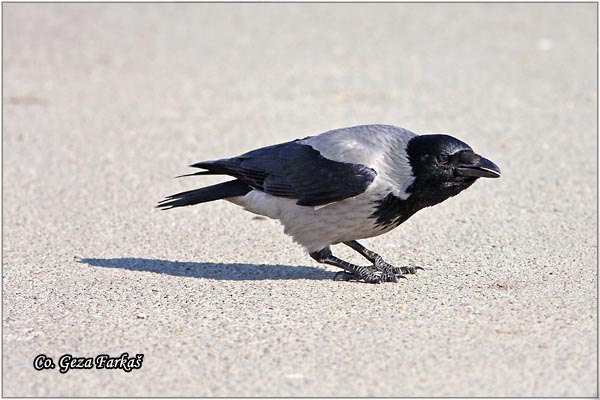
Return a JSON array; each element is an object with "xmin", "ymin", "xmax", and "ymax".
[{"xmin": 189, "ymin": 140, "xmax": 377, "ymax": 206}]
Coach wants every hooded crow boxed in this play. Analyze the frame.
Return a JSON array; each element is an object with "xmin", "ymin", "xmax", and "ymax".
[{"xmin": 158, "ymin": 124, "xmax": 501, "ymax": 283}]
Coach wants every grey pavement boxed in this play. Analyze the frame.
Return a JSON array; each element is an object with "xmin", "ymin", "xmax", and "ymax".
[{"xmin": 3, "ymin": 3, "xmax": 597, "ymax": 397}]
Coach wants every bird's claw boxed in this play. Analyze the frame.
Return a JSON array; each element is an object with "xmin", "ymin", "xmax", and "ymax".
[
  {"xmin": 363, "ymin": 271, "xmax": 407, "ymax": 283},
  {"xmin": 394, "ymin": 265, "xmax": 424, "ymax": 275},
  {"xmin": 333, "ymin": 271, "xmax": 356, "ymax": 281},
  {"xmin": 373, "ymin": 257, "xmax": 424, "ymax": 276}
]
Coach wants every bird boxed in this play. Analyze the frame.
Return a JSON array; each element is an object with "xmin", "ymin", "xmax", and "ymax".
[{"xmin": 157, "ymin": 124, "xmax": 501, "ymax": 283}]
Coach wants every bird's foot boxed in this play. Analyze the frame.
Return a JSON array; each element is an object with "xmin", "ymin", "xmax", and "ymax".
[
  {"xmin": 373, "ymin": 257, "xmax": 424, "ymax": 275},
  {"xmin": 333, "ymin": 266, "xmax": 404, "ymax": 284}
]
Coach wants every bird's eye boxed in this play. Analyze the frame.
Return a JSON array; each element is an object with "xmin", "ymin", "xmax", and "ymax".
[{"xmin": 437, "ymin": 154, "xmax": 450, "ymax": 164}]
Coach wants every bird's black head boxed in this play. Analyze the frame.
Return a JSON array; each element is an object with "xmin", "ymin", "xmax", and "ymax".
[{"xmin": 405, "ymin": 134, "xmax": 501, "ymax": 207}]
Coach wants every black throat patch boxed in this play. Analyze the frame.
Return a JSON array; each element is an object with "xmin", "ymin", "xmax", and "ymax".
[
  {"xmin": 371, "ymin": 178, "xmax": 476, "ymax": 228},
  {"xmin": 370, "ymin": 192, "xmax": 422, "ymax": 229}
]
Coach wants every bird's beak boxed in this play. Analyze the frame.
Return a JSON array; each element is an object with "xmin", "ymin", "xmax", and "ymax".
[{"xmin": 456, "ymin": 155, "xmax": 501, "ymax": 178}]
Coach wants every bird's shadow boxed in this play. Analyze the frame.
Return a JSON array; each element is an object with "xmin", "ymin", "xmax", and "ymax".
[{"xmin": 77, "ymin": 257, "xmax": 334, "ymax": 281}]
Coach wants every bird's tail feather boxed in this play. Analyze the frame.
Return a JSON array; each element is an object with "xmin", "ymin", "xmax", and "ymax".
[{"xmin": 157, "ymin": 179, "xmax": 251, "ymax": 210}]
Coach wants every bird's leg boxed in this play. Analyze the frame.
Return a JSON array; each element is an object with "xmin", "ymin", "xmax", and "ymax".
[
  {"xmin": 343, "ymin": 240, "xmax": 422, "ymax": 275},
  {"xmin": 310, "ymin": 247, "xmax": 399, "ymax": 283}
]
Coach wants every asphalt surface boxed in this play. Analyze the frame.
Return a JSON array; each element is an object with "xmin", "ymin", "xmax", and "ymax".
[{"xmin": 3, "ymin": 3, "xmax": 597, "ymax": 397}]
